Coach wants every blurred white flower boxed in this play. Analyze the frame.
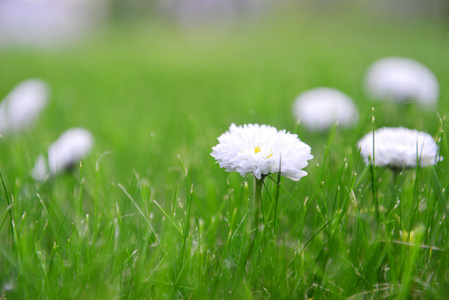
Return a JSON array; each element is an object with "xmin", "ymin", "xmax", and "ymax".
[
  {"xmin": 211, "ymin": 123, "xmax": 313, "ymax": 181},
  {"xmin": 365, "ymin": 57, "xmax": 439, "ymax": 107},
  {"xmin": 32, "ymin": 128, "xmax": 94, "ymax": 181},
  {"xmin": 0, "ymin": 79, "xmax": 49, "ymax": 135},
  {"xmin": 358, "ymin": 127, "xmax": 441, "ymax": 169},
  {"xmin": 31, "ymin": 154, "xmax": 49, "ymax": 182},
  {"xmin": 292, "ymin": 87, "xmax": 359, "ymax": 131}
]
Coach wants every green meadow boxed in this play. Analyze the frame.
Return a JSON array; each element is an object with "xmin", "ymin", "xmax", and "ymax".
[{"xmin": 1, "ymin": 11, "xmax": 448, "ymax": 299}]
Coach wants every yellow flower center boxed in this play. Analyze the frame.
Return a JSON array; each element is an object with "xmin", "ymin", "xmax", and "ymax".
[{"xmin": 254, "ymin": 146, "xmax": 273, "ymax": 159}]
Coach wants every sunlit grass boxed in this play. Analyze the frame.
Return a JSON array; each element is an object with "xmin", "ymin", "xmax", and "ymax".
[{"xmin": 0, "ymin": 12, "xmax": 448, "ymax": 298}]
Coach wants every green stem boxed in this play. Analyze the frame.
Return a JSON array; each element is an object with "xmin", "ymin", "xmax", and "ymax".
[
  {"xmin": 390, "ymin": 168, "xmax": 403, "ymax": 223},
  {"xmin": 371, "ymin": 107, "xmax": 380, "ymax": 226},
  {"xmin": 254, "ymin": 177, "xmax": 264, "ymax": 231},
  {"xmin": 392, "ymin": 169, "xmax": 399, "ymax": 189}
]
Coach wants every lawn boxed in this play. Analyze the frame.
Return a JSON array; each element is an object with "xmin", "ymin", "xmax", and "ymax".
[{"xmin": 0, "ymin": 10, "xmax": 448, "ymax": 299}]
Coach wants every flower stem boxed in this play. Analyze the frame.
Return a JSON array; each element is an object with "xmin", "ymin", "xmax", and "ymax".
[
  {"xmin": 371, "ymin": 107, "xmax": 380, "ymax": 226},
  {"xmin": 254, "ymin": 177, "xmax": 264, "ymax": 231}
]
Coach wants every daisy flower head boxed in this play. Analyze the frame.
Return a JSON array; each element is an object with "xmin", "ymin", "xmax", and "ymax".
[
  {"xmin": 358, "ymin": 127, "xmax": 442, "ymax": 169},
  {"xmin": 32, "ymin": 128, "xmax": 94, "ymax": 181},
  {"xmin": 292, "ymin": 87, "xmax": 359, "ymax": 131},
  {"xmin": 211, "ymin": 123, "xmax": 313, "ymax": 181},
  {"xmin": 48, "ymin": 128, "xmax": 94, "ymax": 175},
  {"xmin": 0, "ymin": 79, "xmax": 49, "ymax": 135},
  {"xmin": 365, "ymin": 57, "xmax": 439, "ymax": 107}
]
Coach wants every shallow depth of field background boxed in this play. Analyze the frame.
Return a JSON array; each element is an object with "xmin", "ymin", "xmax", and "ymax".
[{"xmin": 1, "ymin": 1, "xmax": 449, "ymax": 298}]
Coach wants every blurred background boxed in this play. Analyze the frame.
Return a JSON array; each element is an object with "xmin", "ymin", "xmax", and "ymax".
[
  {"xmin": 0, "ymin": 0, "xmax": 447, "ymax": 48},
  {"xmin": 0, "ymin": 0, "xmax": 448, "ymax": 188}
]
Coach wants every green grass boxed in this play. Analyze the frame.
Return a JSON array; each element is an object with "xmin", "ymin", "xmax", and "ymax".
[{"xmin": 1, "ymin": 11, "xmax": 449, "ymax": 299}]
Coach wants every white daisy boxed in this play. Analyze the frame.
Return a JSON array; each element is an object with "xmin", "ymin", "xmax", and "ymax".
[
  {"xmin": 32, "ymin": 128, "xmax": 94, "ymax": 181},
  {"xmin": 358, "ymin": 127, "xmax": 441, "ymax": 169},
  {"xmin": 292, "ymin": 87, "xmax": 359, "ymax": 131},
  {"xmin": 365, "ymin": 57, "xmax": 439, "ymax": 107},
  {"xmin": 211, "ymin": 123, "xmax": 313, "ymax": 181},
  {"xmin": 0, "ymin": 79, "xmax": 49, "ymax": 134}
]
